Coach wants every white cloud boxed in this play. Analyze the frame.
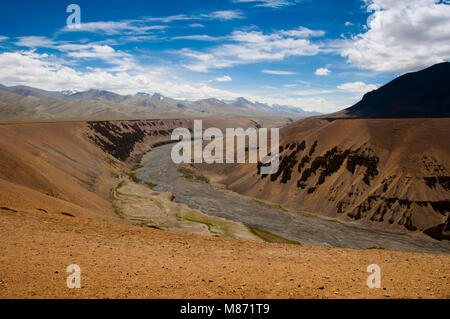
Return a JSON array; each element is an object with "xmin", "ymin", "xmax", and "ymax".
[
  {"xmin": 232, "ymin": 0, "xmax": 296, "ymax": 8},
  {"xmin": 337, "ymin": 81, "xmax": 378, "ymax": 95},
  {"xmin": 344, "ymin": 22, "xmax": 354, "ymax": 26},
  {"xmin": 171, "ymin": 35, "xmax": 223, "ymax": 41},
  {"xmin": 0, "ymin": 50, "xmax": 241, "ymax": 101},
  {"xmin": 0, "ymin": 50, "xmax": 347, "ymax": 113},
  {"xmin": 60, "ymin": 10, "xmax": 243, "ymax": 35},
  {"xmin": 342, "ymin": 0, "xmax": 450, "ymax": 72},
  {"xmin": 262, "ymin": 69, "xmax": 297, "ymax": 75},
  {"xmin": 279, "ymin": 27, "xmax": 325, "ymax": 38},
  {"xmin": 16, "ymin": 36, "xmax": 56, "ymax": 47},
  {"xmin": 145, "ymin": 10, "xmax": 244, "ymax": 23},
  {"xmin": 315, "ymin": 67, "xmax": 331, "ymax": 76},
  {"xmin": 181, "ymin": 29, "xmax": 322, "ymax": 72},
  {"xmin": 63, "ymin": 21, "xmax": 167, "ymax": 35},
  {"xmin": 206, "ymin": 10, "xmax": 245, "ymax": 20},
  {"xmin": 188, "ymin": 23, "xmax": 204, "ymax": 28},
  {"xmin": 0, "ymin": 36, "xmax": 9, "ymax": 42},
  {"xmin": 215, "ymin": 75, "xmax": 233, "ymax": 82}
]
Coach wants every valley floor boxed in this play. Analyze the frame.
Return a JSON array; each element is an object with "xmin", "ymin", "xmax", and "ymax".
[{"xmin": 0, "ymin": 120, "xmax": 448, "ymax": 299}]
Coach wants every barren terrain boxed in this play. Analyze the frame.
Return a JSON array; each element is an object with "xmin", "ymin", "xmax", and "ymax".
[{"xmin": 0, "ymin": 120, "xmax": 449, "ymax": 299}]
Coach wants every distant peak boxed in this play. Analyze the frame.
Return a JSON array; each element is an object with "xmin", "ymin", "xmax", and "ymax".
[
  {"xmin": 135, "ymin": 92, "xmax": 151, "ymax": 97},
  {"xmin": 61, "ymin": 90, "xmax": 78, "ymax": 96},
  {"xmin": 152, "ymin": 93, "xmax": 164, "ymax": 100}
]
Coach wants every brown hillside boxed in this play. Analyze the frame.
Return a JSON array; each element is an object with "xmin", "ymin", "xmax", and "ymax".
[
  {"xmin": 0, "ymin": 119, "xmax": 449, "ymax": 299},
  {"xmin": 200, "ymin": 118, "xmax": 450, "ymax": 240}
]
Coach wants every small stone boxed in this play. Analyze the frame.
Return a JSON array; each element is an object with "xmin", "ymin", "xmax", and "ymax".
[{"xmin": 318, "ymin": 286, "xmax": 325, "ymax": 290}]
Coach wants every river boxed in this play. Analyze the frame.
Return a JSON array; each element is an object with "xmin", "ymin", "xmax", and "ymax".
[{"xmin": 136, "ymin": 143, "xmax": 449, "ymax": 254}]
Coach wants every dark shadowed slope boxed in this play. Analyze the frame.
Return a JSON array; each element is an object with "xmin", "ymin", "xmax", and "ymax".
[{"xmin": 345, "ymin": 62, "xmax": 450, "ymax": 118}]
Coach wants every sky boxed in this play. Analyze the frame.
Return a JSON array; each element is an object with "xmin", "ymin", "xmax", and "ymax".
[{"xmin": 0, "ymin": 0, "xmax": 449, "ymax": 113}]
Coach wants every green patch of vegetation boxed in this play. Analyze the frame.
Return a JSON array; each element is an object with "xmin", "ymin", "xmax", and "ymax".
[
  {"xmin": 248, "ymin": 227, "xmax": 302, "ymax": 245},
  {"xmin": 253, "ymin": 199, "xmax": 288, "ymax": 212},
  {"xmin": 127, "ymin": 172, "xmax": 142, "ymax": 183},
  {"xmin": 365, "ymin": 246, "xmax": 386, "ymax": 250},
  {"xmin": 438, "ymin": 240, "xmax": 450, "ymax": 247},
  {"xmin": 182, "ymin": 214, "xmax": 230, "ymax": 235},
  {"xmin": 116, "ymin": 180, "xmax": 126, "ymax": 189},
  {"xmin": 111, "ymin": 199, "xmax": 127, "ymax": 219},
  {"xmin": 144, "ymin": 182, "xmax": 158, "ymax": 190},
  {"xmin": 177, "ymin": 167, "xmax": 210, "ymax": 184}
]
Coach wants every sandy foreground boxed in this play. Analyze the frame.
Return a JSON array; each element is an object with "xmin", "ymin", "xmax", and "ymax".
[{"xmin": 0, "ymin": 207, "xmax": 448, "ymax": 299}]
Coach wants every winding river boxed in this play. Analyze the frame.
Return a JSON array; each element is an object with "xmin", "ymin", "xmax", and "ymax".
[{"xmin": 136, "ymin": 143, "xmax": 449, "ymax": 254}]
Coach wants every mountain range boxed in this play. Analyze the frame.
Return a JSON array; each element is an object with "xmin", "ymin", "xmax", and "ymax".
[{"xmin": 0, "ymin": 84, "xmax": 319, "ymax": 121}]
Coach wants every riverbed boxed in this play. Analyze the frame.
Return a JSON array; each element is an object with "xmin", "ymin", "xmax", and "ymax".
[{"xmin": 135, "ymin": 143, "xmax": 449, "ymax": 254}]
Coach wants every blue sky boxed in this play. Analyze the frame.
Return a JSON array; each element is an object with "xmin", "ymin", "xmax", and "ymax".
[{"xmin": 0, "ymin": 0, "xmax": 449, "ymax": 113}]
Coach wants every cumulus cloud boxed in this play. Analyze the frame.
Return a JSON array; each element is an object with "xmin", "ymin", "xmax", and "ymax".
[
  {"xmin": 0, "ymin": 50, "xmax": 242, "ymax": 100},
  {"xmin": 16, "ymin": 36, "xmax": 56, "ymax": 48},
  {"xmin": 315, "ymin": 68, "xmax": 331, "ymax": 76},
  {"xmin": 262, "ymin": 69, "xmax": 297, "ymax": 75},
  {"xmin": 337, "ymin": 81, "xmax": 378, "ymax": 95},
  {"xmin": 181, "ymin": 28, "xmax": 323, "ymax": 72},
  {"xmin": 342, "ymin": 0, "xmax": 450, "ymax": 72},
  {"xmin": 215, "ymin": 75, "xmax": 233, "ymax": 82},
  {"xmin": 0, "ymin": 50, "xmax": 346, "ymax": 112},
  {"xmin": 16, "ymin": 40, "xmax": 136, "ymax": 72}
]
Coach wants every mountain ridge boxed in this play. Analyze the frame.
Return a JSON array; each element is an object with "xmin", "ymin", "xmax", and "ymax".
[
  {"xmin": 0, "ymin": 84, "xmax": 320, "ymax": 121},
  {"xmin": 343, "ymin": 62, "xmax": 450, "ymax": 118}
]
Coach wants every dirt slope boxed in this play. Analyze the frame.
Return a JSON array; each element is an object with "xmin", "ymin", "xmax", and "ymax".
[
  {"xmin": 1, "ymin": 207, "xmax": 449, "ymax": 299},
  {"xmin": 200, "ymin": 118, "xmax": 450, "ymax": 240},
  {"xmin": 0, "ymin": 119, "xmax": 448, "ymax": 299}
]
